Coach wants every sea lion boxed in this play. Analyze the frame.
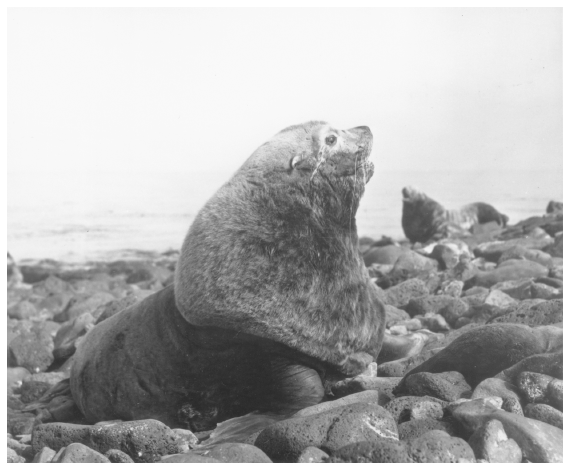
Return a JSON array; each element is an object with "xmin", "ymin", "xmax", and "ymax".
[
  {"xmin": 401, "ymin": 186, "xmax": 509, "ymax": 244},
  {"xmin": 71, "ymin": 121, "xmax": 386, "ymax": 431}
]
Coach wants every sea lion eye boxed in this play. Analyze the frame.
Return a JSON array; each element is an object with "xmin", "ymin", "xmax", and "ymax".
[
  {"xmin": 325, "ymin": 135, "xmax": 337, "ymax": 146},
  {"xmin": 290, "ymin": 155, "xmax": 302, "ymax": 169}
]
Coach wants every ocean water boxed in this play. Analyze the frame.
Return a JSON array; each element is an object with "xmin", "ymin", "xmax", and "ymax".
[{"xmin": 8, "ymin": 168, "xmax": 562, "ymax": 263}]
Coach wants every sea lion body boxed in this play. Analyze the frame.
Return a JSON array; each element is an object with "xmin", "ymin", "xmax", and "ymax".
[
  {"xmin": 71, "ymin": 122, "xmax": 386, "ymax": 430},
  {"xmin": 401, "ymin": 186, "xmax": 508, "ymax": 243}
]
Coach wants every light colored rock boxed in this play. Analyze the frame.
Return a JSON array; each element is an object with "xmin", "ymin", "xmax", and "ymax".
[{"xmin": 468, "ymin": 419, "xmax": 522, "ymax": 462}]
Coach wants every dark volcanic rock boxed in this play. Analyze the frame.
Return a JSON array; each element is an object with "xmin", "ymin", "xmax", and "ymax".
[
  {"xmin": 331, "ymin": 376, "xmax": 400, "ymax": 402},
  {"xmin": 398, "ymin": 323, "xmax": 560, "ymax": 388},
  {"xmin": 407, "ymin": 430, "xmax": 475, "ymax": 463},
  {"xmin": 327, "ymin": 439, "xmax": 413, "ymax": 463},
  {"xmin": 517, "ymin": 372, "xmax": 554, "ymax": 404},
  {"xmin": 384, "ymin": 395, "xmax": 447, "ymax": 424},
  {"xmin": 524, "ymin": 404, "xmax": 563, "ymax": 429},
  {"xmin": 488, "ymin": 299, "xmax": 562, "ymax": 326},
  {"xmin": 8, "ymin": 329, "xmax": 54, "ymax": 373},
  {"xmin": 254, "ymin": 402, "xmax": 399, "ymax": 462},
  {"xmin": 546, "ymin": 379, "xmax": 563, "ymax": 411},
  {"xmin": 397, "ymin": 371, "xmax": 472, "ymax": 401},
  {"xmin": 383, "ymin": 278, "xmax": 429, "ymax": 308},
  {"xmin": 32, "ymin": 419, "xmax": 184, "ymax": 463},
  {"xmin": 104, "ymin": 449, "xmax": 135, "ymax": 463},
  {"xmin": 398, "ymin": 417, "xmax": 461, "ymax": 442}
]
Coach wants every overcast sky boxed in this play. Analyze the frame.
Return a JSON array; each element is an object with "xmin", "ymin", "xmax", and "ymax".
[{"xmin": 8, "ymin": 8, "xmax": 562, "ymax": 176}]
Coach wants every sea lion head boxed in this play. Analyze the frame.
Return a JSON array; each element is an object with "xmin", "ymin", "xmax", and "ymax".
[
  {"xmin": 401, "ymin": 186, "xmax": 447, "ymax": 243},
  {"xmin": 239, "ymin": 121, "xmax": 374, "ymax": 222}
]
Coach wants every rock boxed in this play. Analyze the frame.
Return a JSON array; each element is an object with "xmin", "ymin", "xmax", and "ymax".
[
  {"xmin": 19, "ymin": 264, "xmax": 58, "ymax": 284},
  {"xmin": 170, "ymin": 428, "xmax": 199, "ymax": 449},
  {"xmin": 254, "ymin": 403, "xmax": 399, "ymax": 462},
  {"xmin": 7, "ymin": 301, "xmax": 38, "ymax": 320},
  {"xmin": 399, "ymin": 323, "xmax": 561, "ymax": 388},
  {"xmin": 384, "ymin": 304, "xmax": 411, "ymax": 325},
  {"xmin": 517, "ymin": 372, "xmax": 554, "ymax": 403},
  {"xmin": 390, "ymin": 251, "xmax": 439, "ymax": 282},
  {"xmin": 203, "ymin": 442, "xmax": 272, "ymax": 463},
  {"xmin": 331, "ymin": 376, "xmax": 400, "ymax": 402},
  {"xmin": 384, "ymin": 395, "xmax": 447, "ymax": 424},
  {"xmin": 8, "ymin": 412, "xmax": 36, "ymax": 435},
  {"xmin": 468, "ymin": 419, "xmax": 522, "ymax": 462},
  {"xmin": 377, "ymin": 347, "xmax": 440, "ymax": 378},
  {"xmin": 23, "ymin": 371, "xmax": 69, "ymax": 387},
  {"xmin": 398, "ymin": 417, "xmax": 461, "ymax": 441},
  {"xmin": 7, "ymin": 447, "xmax": 26, "ymax": 463},
  {"xmin": 104, "ymin": 449, "xmax": 135, "ymax": 463},
  {"xmin": 293, "ymin": 390, "xmax": 379, "ymax": 418},
  {"xmin": 363, "ymin": 245, "xmax": 407, "ymax": 267},
  {"xmin": 32, "ymin": 447, "xmax": 56, "ymax": 463},
  {"xmin": 450, "ymin": 398, "xmax": 563, "ymax": 462},
  {"xmin": 545, "ymin": 232, "xmax": 562, "ymax": 257},
  {"xmin": 58, "ymin": 292, "xmax": 116, "ymax": 322},
  {"xmin": 468, "ymin": 260, "xmax": 549, "ymax": 288},
  {"xmin": 530, "ymin": 282, "xmax": 562, "ymax": 300},
  {"xmin": 471, "ymin": 378, "xmax": 524, "ymax": 415},
  {"xmin": 397, "ymin": 371, "xmax": 472, "ymax": 401},
  {"xmin": 497, "ymin": 245, "xmax": 553, "ymax": 268},
  {"xmin": 52, "ymin": 312, "xmax": 94, "ymax": 361},
  {"xmin": 496, "ymin": 351, "xmax": 563, "ymax": 383},
  {"xmin": 19, "ymin": 380, "xmax": 52, "ymax": 403},
  {"xmin": 384, "ymin": 278, "xmax": 429, "ymax": 308},
  {"xmin": 377, "ymin": 331, "xmax": 429, "ymax": 363},
  {"xmin": 440, "ymin": 280, "xmax": 464, "ymax": 297},
  {"xmin": 545, "ymin": 379, "xmax": 563, "ymax": 411},
  {"xmin": 8, "ymin": 329, "xmax": 54, "ymax": 373},
  {"xmin": 405, "ymin": 295, "xmax": 468, "ymax": 320},
  {"xmin": 474, "ymin": 239, "xmax": 554, "ymax": 263},
  {"xmin": 296, "ymin": 446, "xmax": 328, "ymax": 463},
  {"xmin": 327, "ymin": 439, "xmax": 413, "ymax": 463},
  {"xmin": 483, "ymin": 289, "xmax": 518, "ymax": 308},
  {"xmin": 524, "ymin": 404, "xmax": 563, "ymax": 429},
  {"xmin": 7, "ymin": 367, "xmax": 31, "ymax": 392},
  {"xmin": 490, "ymin": 279, "xmax": 534, "ymax": 300},
  {"xmin": 53, "ymin": 443, "xmax": 110, "ymax": 463},
  {"xmin": 417, "ymin": 313, "xmax": 450, "ymax": 332},
  {"xmin": 31, "ymin": 419, "xmax": 184, "ymax": 463},
  {"xmin": 546, "ymin": 200, "xmax": 562, "ymax": 213},
  {"xmin": 408, "ymin": 430, "xmax": 475, "ymax": 462},
  {"xmin": 408, "ymin": 399, "xmax": 445, "ymax": 421},
  {"xmin": 7, "ymin": 437, "xmax": 34, "ymax": 461},
  {"xmin": 161, "ymin": 453, "xmax": 221, "ymax": 463},
  {"xmin": 488, "ymin": 299, "xmax": 563, "ymax": 326},
  {"xmin": 428, "ymin": 244, "xmax": 459, "ymax": 269},
  {"xmin": 463, "ymin": 304, "xmax": 503, "ymax": 325}
]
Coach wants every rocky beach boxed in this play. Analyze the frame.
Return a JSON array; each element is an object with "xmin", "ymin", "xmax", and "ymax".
[{"xmin": 7, "ymin": 201, "xmax": 563, "ymax": 463}]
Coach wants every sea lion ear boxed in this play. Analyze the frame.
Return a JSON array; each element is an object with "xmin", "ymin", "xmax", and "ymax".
[{"xmin": 290, "ymin": 155, "xmax": 303, "ymax": 169}]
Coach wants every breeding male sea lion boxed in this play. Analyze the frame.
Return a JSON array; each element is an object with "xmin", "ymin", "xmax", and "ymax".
[
  {"xmin": 401, "ymin": 186, "xmax": 509, "ymax": 244},
  {"xmin": 71, "ymin": 121, "xmax": 386, "ymax": 431}
]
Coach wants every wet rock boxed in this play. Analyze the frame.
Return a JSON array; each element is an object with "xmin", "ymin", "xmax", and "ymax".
[
  {"xmin": 408, "ymin": 430, "xmax": 475, "ymax": 462},
  {"xmin": 363, "ymin": 245, "xmax": 407, "ymax": 266},
  {"xmin": 384, "ymin": 278, "xmax": 429, "ymax": 308},
  {"xmin": 468, "ymin": 260, "xmax": 549, "ymax": 288},
  {"xmin": 471, "ymin": 378, "xmax": 524, "ymax": 415},
  {"xmin": 488, "ymin": 299, "xmax": 563, "ymax": 326},
  {"xmin": 327, "ymin": 439, "xmax": 413, "ymax": 463},
  {"xmin": 104, "ymin": 449, "xmax": 135, "ymax": 463},
  {"xmin": 293, "ymin": 390, "xmax": 379, "ymax": 418},
  {"xmin": 483, "ymin": 289, "xmax": 518, "ymax": 308},
  {"xmin": 53, "ymin": 443, "xmax": 110, "ymax": 463},
  {"xmin": 331, "ymin": 376, "xmax": 400, "ymax": 402},
  {"xmin": 19, "ymin": 380, "xmax": 52, "ymax": 403},
  {"xmin": 524, "ymin": 403, "xmax": 563, "ymax": 429},
  {"xmin": 32, "ymin": 447, "xmax": 56, "ymax": 463},
  {"xmin": 401, "ymin": 323, "xmax": 558, "ymax": 388},
  {"xmin": 254, "ymin": 403, "xmax": 399, "ymax": 462},
  {"xmin": 161, "ymin": 453, "xmax": 221, "ymax": 463},
  {"xmin": 397, "ymin": 371, "xmax": 471, "ymax": 401},
  {"xmin": 546, "ymin": 379, "xmax": 562, "ymax": 411},
  {"xmin": 7, "ymin": 447, "xmax": 26, "ymax": 463},
  {"xmin": 32, "ymin": 419, "xmax": 184, "ymax": 463},
  {"xmin": 297, "ymin": 446, "xmax": 329, "ymax": 463},
  {"xmin": 450, "ymin": 398, "xmax": 563, "ymax": 463},
  {"xmin": 496, "ymin": 351, "xmax": 563, "ymax": 383},
  {"xmin": 8, "ymin": 301, "xmax": 38, "ymax": 320},
  {"xmin": 517, "ymin": 371, "xmax": 554, "ymax": 403},
  {"xmin": 57, "ymin": 292, "xmax": 116, "ymax": 322},
  {"xmin": 398, "ymin": 417, "xmax": 461, "ymax": 441},
  {"xmin": 474, "ymin": 239, "xmax": 554, "ymax": 263},
  {"xmin": 468, "ymin": 419, "xmax": 522, "ymax": 462},
  {"xmin": 203, "ymin": 442, "xmax": 272, "ymax": 463},
  {"xmin": 384, "ymin": 395, "xmax": 447, "ymax": 424},
  {"xmin": 8, "ymin": 329, "xmax": 54, "ymax": 373}
]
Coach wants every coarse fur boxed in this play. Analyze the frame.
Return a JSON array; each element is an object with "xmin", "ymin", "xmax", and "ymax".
[
  {"xmin": 175, "ymin": 122, "xmax": 385, "ymax": 375},
  {"xmin": 401, "ymin": 186, "xmax": 509, "ymax": 244}
]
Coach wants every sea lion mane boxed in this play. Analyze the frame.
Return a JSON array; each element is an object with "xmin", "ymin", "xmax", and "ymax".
[{"xmin": 175, "ymin": 121, "xmax": 385, "ymax": 376}]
